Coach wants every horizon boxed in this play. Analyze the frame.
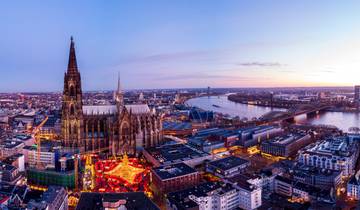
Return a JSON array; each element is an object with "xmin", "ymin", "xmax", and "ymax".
[
  {"xmin": 0, "ymin": 85, "xmax": 356, "ymax": 94},
  {"xmin": 1, "ymin": 1, "xmax": 360, "ymax": 92}
]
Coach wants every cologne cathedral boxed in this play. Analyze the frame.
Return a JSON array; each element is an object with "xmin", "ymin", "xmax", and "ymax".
[{"xmin": 61, "ymin": 37, "xmax": 163, "ymax": 155}]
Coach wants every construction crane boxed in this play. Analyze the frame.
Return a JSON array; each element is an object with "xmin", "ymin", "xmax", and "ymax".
[{"xmin": 32, "ymin": 116, "xmax": 48, "ymax": 169}]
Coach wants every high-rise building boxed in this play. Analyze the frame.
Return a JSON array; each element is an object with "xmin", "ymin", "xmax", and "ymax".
[{"xmin": 61, "ymin": 38, "xmax": 163, "ymax": 155}]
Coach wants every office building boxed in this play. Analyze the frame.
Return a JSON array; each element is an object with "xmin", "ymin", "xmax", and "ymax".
[
  {"xmin": 151, "ymin": 163, "xmax": 200, "ymax": 194},
  {"xmin": 260, "ymin": 133, "xmax": 311, "ymax": 157},
  {"xmin": 206, "ymin": 156, "xmax": 250, "ymax": 178},
  {"xmin": 143, "ymin": 143, "xmax": 212, "ymax": 167},
  {"xmin": 167, "ymin": 182, "xmax": 239, "ymax": 210},
  {"xmin": 347, "ymin": 170, "xmax": 360, "ymax": 200},
  {"xmin": 298, "ymin": 136, "xmax": 359, "ymax": 176}
]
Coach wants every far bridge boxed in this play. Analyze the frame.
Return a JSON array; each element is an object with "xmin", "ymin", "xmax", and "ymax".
[{"xmin": 260, "ymin": 103, "xmax": 332, "ymax": 123}]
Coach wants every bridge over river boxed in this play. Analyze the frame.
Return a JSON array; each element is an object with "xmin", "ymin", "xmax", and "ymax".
[{"xmin": 260, "ymin": 104, "xmax": 332, "ymax": 123}]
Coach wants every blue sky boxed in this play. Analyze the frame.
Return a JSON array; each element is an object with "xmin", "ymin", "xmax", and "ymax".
[{"xmin": 1, "ymin": 0, "xmax": 360, "ymax": 92}]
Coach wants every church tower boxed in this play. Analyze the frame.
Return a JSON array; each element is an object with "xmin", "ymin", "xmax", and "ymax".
[
  {"xmin": 115, "ymin": 72, "xmax": 124, "ymax": 108},
  {"xmin": 61, "ymin": 37, "xmax": 84, "ymax": 149}
]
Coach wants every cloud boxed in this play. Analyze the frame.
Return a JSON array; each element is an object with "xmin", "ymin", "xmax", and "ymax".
[
  {"xmin": 155, "ymin": 73, "xmax": 252, "ymax": 81},
  {"xmin": 237, "ymin": 62, "xmax": 283, "ymax": 67},
  {"xmin": 120, "ymin": 50, "xmax": 217, "ymax": 64}
]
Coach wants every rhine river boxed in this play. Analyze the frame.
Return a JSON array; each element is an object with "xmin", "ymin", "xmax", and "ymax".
[{"xmin": 186, "ymin": 95, "xmax": 360, "ymax": 132}]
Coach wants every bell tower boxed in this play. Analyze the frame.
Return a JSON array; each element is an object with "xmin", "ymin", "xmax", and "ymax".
[{"xmin": 61, "ymin": 37, "xmax": 84, "ymax": 149}]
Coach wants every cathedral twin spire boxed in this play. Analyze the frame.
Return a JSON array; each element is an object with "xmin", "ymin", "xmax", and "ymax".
[
  {"xmin": 115, "ymin": 72, "xmax": 124, "ymax": 106},
  {"xmin": 66, "ymin": 37, "xmax": 123, "ymax": 105},
  {"xmin": 67, "ymin": 36, "xmax": 78, "ymax": 74}
]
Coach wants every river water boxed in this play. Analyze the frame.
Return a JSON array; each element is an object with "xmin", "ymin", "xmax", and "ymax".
[{"xmin": 186, "ymin": 95, "xmax": 360, "ymax": 132}]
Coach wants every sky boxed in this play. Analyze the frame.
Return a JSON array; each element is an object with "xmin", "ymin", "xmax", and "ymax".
[{"xmin": 1, "ymin": 0, "xmax": 360, "ymax": 92}]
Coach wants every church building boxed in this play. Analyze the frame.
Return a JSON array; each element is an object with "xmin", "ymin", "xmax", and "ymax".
[{"xmin": 61, "ymin": 37, "xmax": 163, "ymax": 155}]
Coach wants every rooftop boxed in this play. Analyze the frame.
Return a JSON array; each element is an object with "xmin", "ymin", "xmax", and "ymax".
[
  {"xmin": 76, "ymin": 192, "xmax": 159, "ymax": 210},
  {"xmin": 302, "ymin": 136, "xmax": 358, "ymax": 157},
  {"xmin": 0, "ymin": 162, "xmax": 17, "ymax": 172},
  {"xmin": 208, "ymin": 156, "xmax": 249, "ymax": 171},
  {"xmin": 163, "ymin": 121, "xmax": 192, "ymax": 131},
  {"xmin": 125, "ymin": 104, "xmax": 151, "ymax": 115},
  {"xmin": 1, "ymin": 140, "xmax": 24, "ymax": 149},
  {"xmin": 152, "ymin": 163, "xmax": 197, "ymax": 180},
  {"xmin": 145, "ymin": 143, "xmax": 209, "ymax": 164},
  {"xmin": 262, "ymin": 133, "xmax": 308, "ymax": 146},
  {"xmin": 83, "ymin": 105, "xmax": 117, "ymax": 115},
  {"xmin": 41, "ymin": 186, "xmax": 66, "ymax": 204}
]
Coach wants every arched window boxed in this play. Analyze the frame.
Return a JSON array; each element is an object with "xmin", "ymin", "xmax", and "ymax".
[{"xmin": 69, "ymin": 85, "xmax": 75, "ymax": 96}]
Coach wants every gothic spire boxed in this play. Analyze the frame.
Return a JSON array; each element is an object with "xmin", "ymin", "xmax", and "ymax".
[
  {"xmin": 117, "ymin": 72, "xmax": 122, "ymax": 93},
  {"xmin": 67, "ymin": 36, "xmax": 78, "ymax": 73},
  {"xmin": 115, "ymin": 72, "xmax": 124, "ymax": 106}
]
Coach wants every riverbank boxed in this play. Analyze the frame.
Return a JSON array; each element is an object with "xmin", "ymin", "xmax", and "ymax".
[
  {"xmin": 227, "ymin": 94, "xmax": 360, "ymax": 113},
  {"xmin": 187, "ymin": 95, "xmax": 360, "ymax": 132}
]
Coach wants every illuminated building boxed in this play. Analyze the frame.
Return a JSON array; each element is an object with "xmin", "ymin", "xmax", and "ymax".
[
  {"xmin": 260, "ymin": 133, "xmax": 311, "ymax": 157},
  {"xmin": 167, "ymin": 182, "xmax": 239, "ymax": 210},
  {"xmin": 162, "ymin": 121, "xmax": 193, "ymax": 137},
  {"xmin": 237, "ymin": 125, "xmax": 283, "ymax": 148},
  {"xmin": 12, "ymin": 134, "xmax": 35, "ymax": 146},
  {"xmin": 298, "ymin": 136, "xmax": 359, "ymax": 177},
  {"xmin": 291, "ymin": 165, "xmax": 341, "ymax": 190},
  {"xmin": 226, "ymin": 176, "xmax": 262, "ymax": 210},
  {"xmin": 38, "ymin": 115, "xmax": 61, "ymax": 139},
  {"xmin": 347, "ymin": 170, "xmax": 360, "ymax": 200},
  {"xmin": 3, "ymin": 153, "xmax": 25, "ymax": 172},
  {"xmin": 27, "ymin": 186, "xmax": 68, "ymax": 210},
  {"xmin": 0, "ymin": 162, "xmax": 23, "ymax": 184},
  {"xmin": 206, "ymin": 156, "xmax": 250, "ymax": 178},
  {"xmin": 76, "ymin": 192, "xmax": 160, "ymax": 210},
  {"xmin": 151, "ymin": 163, "xmax": 200, "ymax": 194},
  {"xmin": 23, "ymin": 140, "xmax": 62, "ymax": 169},
  {"xmin": 189, "ymin": 107, "xmax": 214, "ymax": 123},
  {"xmin": 143, "ymin": 143, "xmax": 212, "ymax": 167},
  {"xmin": 0, "ymin": 140, "xmax": 24, "ymax": 159},
  {"xmin": 188, "ymin": 128, "xmax": 232, "ymax": 152},
  {"xmin": 61, "ymin": 37, "xmax": 163, "ymax": 155},
  {"xmin": 274, "ymin": 175, "xmax": 335, "ymax": 203}
]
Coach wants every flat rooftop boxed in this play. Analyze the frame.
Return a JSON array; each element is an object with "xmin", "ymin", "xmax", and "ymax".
[
  {"xmin": 76, "ymin": 192, "xmax": 159, "ymax": 210},
  {"xmin": 145, "ymin": 143, "xmax": 209, "ymax": 164},
  {"xmin": 152, "ymin": 163, "xmax": 197, "ymax": 180},
  {"xmin": 263, "ymin": 133, "xmax": 307, "ymax": 146},
  {"xmin": 303, "ymin": 136, "xmax": 357, "ymax": 157},
  {"xmin": 1, "ymin": 140, "xmax": 24, "ymax": 149},
  {"xmin": 167, "ymin": 182, "xmax": 234, "ymax": 209},
  {"xmin": 163, "ymin": 121, "xmax": 192, "ymax": 131},
  {"xmin": 208, "ymin": 156, "xmax": 249, "ymax": 171}
]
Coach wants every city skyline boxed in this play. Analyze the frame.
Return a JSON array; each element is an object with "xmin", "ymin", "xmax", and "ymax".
[{"xmin": 1, "ymin": 1, "xmax": 360, "ymax": 92}]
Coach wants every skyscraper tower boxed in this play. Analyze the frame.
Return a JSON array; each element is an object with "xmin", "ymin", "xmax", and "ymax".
[{"xmin": 61, "ymin": 37, "xmax": 84, "ymax": 149}]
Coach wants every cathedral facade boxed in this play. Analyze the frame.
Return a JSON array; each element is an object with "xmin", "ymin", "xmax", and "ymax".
[{"xmin": 61, "ymin": 37, "xmax": 163, "ymax": 155}]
